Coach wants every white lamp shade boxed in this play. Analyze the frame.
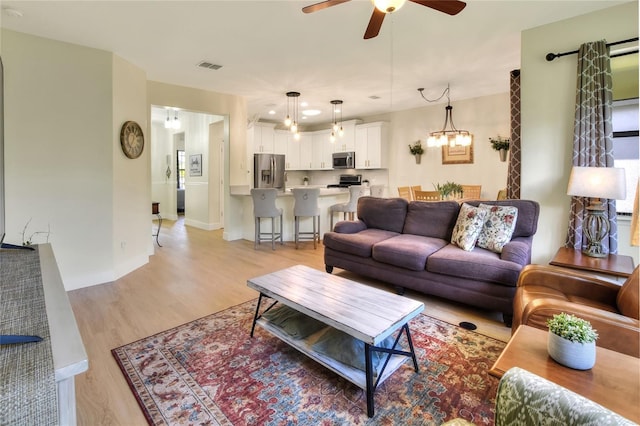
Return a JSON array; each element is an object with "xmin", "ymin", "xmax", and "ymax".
[
  {"xmin": 371, "ymin": 0, "xmax": 407, "ymax": 13},
  {"xmin": 567, "ymin": 166, "xmax": 627, "ymax": 200}
]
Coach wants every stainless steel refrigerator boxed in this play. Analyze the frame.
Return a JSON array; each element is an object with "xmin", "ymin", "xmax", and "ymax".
[{"xmin": 254, "ymin": 154, "xmax": 285, "ymax": 189}]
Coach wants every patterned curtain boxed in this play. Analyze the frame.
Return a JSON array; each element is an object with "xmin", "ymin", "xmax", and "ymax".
[
  {"xmin": 565, "ymin": 41, "xmax": 617, "ymax": 253},
  {"xmin": 508, "ymin": 70, "xmax": 522, "ymax": 199}
]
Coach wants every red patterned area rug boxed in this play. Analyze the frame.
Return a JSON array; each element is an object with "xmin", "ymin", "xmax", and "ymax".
[{"xmin": 112, "ymin": 300, "xmax": 505, "ymax": 425}]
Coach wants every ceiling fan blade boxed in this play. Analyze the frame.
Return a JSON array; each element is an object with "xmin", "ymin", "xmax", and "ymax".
[
  {"xmin": 409, "ymin": 0, "xmax": 466, "ymax": 15},
  {"xmin": 302, "ymin": 0, "xmax": 351, "ymax": 14},
  {"xmin": 364, "ymin": 8, "xmax": 386, "ymax": 39}
]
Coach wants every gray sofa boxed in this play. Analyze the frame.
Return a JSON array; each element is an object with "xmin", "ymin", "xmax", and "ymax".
[{"xmin": 323, "ymin": 197, "xmax": 540, "ymax": 325}]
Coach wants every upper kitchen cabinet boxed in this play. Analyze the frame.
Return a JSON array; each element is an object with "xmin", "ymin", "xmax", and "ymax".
[
  {"xmin": 298, "ymin": 133, "xmax": 313, "ymax": 170},
  {"xmin": 249, "ymin": 122, "xmax": 276, "ymax": 153},
  {"xmin": 355, "ymin": 122, "xmax": 388, "ymax": 169},
  {"xmin": 275, "ymin": 130, "xmax": 300, "ymax": 170},
  {"xmin": 311, "ymin": 130, "xmax": 334, "ymax": 170},
  {"xmin": 332, "ymin": 119, "xmax": 359, "ymax": 153}
]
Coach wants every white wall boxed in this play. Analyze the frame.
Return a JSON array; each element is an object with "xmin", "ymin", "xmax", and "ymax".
[
  {"xmin": 2, "ymin": 30, "xmax": 118, "ymax": 289},
  {"xmin": 112, "ymin": 54, "xmax": 150, "ymax": 279},
  {"xmin": 521, "ymin": 2, "xmax": 639, "ymax": 265}
]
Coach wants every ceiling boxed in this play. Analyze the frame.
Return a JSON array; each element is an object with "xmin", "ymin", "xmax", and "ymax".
[{"xmin": 0, "ymin": 0, "xmax": 629, "ymax": 127}]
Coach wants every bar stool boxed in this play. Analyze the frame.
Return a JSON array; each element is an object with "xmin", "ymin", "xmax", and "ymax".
[
  {"xmin": 292, "ymin": 188, "xmax": 321, "ymax": 249},
  {"xmin": 329, "ymin": 186, "xmax": 366, "ymax": 230},
  {"xmin": 251, "ymin": 188, "xmax": 283, "ymax": 250}
]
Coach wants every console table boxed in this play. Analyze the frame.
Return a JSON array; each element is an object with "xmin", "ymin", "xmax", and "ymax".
[
  {"xmin": 550, "ymin": 247, "xmax": 634, "ymax": 282},
  {"xmin": 0, "ymin": 244, "xmax": 88, "ymax": 425}
]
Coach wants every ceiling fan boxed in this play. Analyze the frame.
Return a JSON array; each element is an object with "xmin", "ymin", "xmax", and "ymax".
[{"xmin": 302, "ymin": 0, "xmax": 466, "ymax": 39}]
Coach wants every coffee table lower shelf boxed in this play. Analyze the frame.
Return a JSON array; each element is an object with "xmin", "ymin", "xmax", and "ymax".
[{"xmin": 255, "ymin": 317, "xmax": 410, "ymax": 391}]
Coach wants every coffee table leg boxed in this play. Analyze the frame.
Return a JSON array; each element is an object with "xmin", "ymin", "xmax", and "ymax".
[
  {"xmin": 250, "ymin": 294, "xmax": 265, "ymax": 337},
  {"xmin": 404, "ymin": 324, "xmax": 419, "ymax": 372},
  {"xmin": 365, "ymin": 343, "xmax": 375, "ymax": 417}
]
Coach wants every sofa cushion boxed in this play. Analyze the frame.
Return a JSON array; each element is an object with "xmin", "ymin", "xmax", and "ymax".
[
  {"xmin": 466, "ymin": 200, "xmax": 539, "ymax": 238},
  {"xmin": 323, "ymin": 229, "xmax": 399, "ymax": 258},
  {"xmin": 372, "ymin": 234, "xmax": 448, "ymax": 271},
  {"xmin": 476, "ymin": 203, "xmax": 519, "ymax": 253},
  {"xmin": 451, "ymin": 203, "xmax": 488, "ymax": 251},
  {"xmin": 403, "ymin": 201, "xmax": 460, "ymax": 239},
  {"xmin": 428, "ymin": 244, "xmax": 522, "ymax": 286},
  {"xmin": 357, "ymin": 196, "xmax": 408, "ymax": 233}
]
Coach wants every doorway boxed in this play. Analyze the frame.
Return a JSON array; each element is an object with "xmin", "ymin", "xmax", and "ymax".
[{"xmin": 150, "ymin": 106, "xmax": 226, "ymax": 230}]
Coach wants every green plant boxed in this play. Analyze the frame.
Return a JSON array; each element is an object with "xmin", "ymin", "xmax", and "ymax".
[
  {"xmin": 546, "ymin": 313, "xmax": 599, "ymax": 343},
  {"xmin": 489, "ymin": 136, "xmax": 510, "ymax": 151},
  {"xmin": 21, "ymin": 218, "xmax": 51, "ymax": 246},
  {"xmin": 433, "ymin": 181, "xmax": 463, "ymax": 198},
  {"xmin": 408, "ymin": 141, "xmax": 424, "ymax": 155},
  {"xmin": 302, "ymin": 176, "xmax": 309, "ymax": 183}
]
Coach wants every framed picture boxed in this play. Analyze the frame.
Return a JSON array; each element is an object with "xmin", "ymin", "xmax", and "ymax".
[
  {"xmin": 442, "ymin": 138, "xmax": 474, "ymax": 164},
  {"xmin": 189, "ymin": 154, "xmax": 202, "ymax": 176}
]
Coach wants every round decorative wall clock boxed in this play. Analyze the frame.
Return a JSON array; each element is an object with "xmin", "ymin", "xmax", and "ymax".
[{"xmin": 120, "ymin": 121, "xmax": 144, "ymax": 159}]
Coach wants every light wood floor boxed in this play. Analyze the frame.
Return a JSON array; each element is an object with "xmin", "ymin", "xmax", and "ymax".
[{"xmin": 68, "ymin": 218, "xmax": 511, "ymax": 425}]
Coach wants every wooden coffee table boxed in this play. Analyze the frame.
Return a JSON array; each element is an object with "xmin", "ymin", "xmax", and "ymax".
[
  {"xmin": 490, "ymin": 325, "xmax": 640, "ymax": 423},
  {"xmin": 247, "ymin": 265, "xmax": 424, "ymax": 417}
]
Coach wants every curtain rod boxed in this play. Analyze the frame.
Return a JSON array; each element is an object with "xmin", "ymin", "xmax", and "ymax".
[{"xmin": 545, "ymin": 37, "xmax": 639, "ymax": 62}]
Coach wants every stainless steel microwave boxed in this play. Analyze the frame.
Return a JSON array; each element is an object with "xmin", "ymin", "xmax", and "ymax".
[{"xmin": 332, "ymin": 151, "xmax": 355, "ymax": 169}]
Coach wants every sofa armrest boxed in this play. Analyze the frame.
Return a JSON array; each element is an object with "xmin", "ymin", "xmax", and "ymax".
[
  {"xmin": 519, "ymin": 297, "xmax": 640, "ymax": 357},
  {"xmin": 495, "ymin": 367, "xmax": 636, "ymax": 426},
  {"xmin": 517, "ymin": 264, "xmax": 620, "ymax": 304},
  {"xmin": 332, "ymin": 220, "xmax": 367, "ymax": 234},
  {"xmin": 500, "ymin": 237, "xmax": 532, "ymax": 266}
]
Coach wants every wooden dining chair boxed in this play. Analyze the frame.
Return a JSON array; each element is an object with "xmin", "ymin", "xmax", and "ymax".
[
  {"xmin": 461, "ymin": 185, "xmax": 482, "ymax": 199},
  {"xmin": 397, "ymin": 186, "xmax": 412, "ymax": 201},
  {"xmin": 497, "ymin": 188, "xmax": 508, "ymax": 200},
  {"xmin": 410, "ymin": 185, "xmax": 422, "ymax": 201},
  {"xmin": 414, "ymin": 190, "xmax": 441, "ymax": 202}
]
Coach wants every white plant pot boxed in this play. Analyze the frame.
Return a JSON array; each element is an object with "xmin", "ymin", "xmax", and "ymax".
[{"xmin": 548, "ymin": 332, "xmax": 596, "ymax": 370}]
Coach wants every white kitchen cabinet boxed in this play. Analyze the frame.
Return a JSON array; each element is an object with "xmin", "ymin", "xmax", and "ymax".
[
  {"xmin": 311, "ymin": 130, "xmax": 334, "ymax": 170},
  {"xmin": 250, "ymin": 122, "xmax": 276, "ymax": 153},
  {"xmin": 355, "ymin": 122, "xmax": 388, "ymax": 169},
  {"xmin": 332, "ymin": 119, "xmax": 358, "ymax": 153},
  {"xmin": 273, "ymin": 129, "xmax": 288, "ymax": 156},
  {"xmin": 276, "ymin": 130, "xmax": 301, "ymax": 170},
  {"xmin": 298, "ymin": 133, "xmax": 313, "ymax": 170}
]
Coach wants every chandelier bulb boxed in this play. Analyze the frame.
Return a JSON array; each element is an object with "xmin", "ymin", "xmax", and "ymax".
[
  {"xmin": 293, "ymin": 131, "xmax": 301, "ymax": 141},
  {"xmin": 284, "ymin": 115, "xmax": 292, "ymax": 127},
  {"xmin": 338, "ymin": 126, "xmax": 344, "ymax": 137},
  {"xmin": 290, "ymin": 122, "xmax": 298, "ymax": 134}
]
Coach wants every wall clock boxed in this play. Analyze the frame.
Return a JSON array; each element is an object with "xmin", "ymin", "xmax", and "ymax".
[{"xmin": 120, "ymin": 121, "xmax": 144, "ymax": 159}]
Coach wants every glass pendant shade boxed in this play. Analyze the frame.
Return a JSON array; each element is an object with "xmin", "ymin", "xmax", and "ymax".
[{"xmin": 372, "ymin": 0, "xmax": 407, "ymax": 13}]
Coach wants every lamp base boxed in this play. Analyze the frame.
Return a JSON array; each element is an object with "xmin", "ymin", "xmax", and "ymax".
[{"xmin": 582, "ymin": 200, "xmax": 610, "ymax": 258}]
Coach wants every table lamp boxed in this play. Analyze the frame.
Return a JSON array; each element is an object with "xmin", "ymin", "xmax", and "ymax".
[{"xmin": 567, "ymin": 166, "xmax": 626, "ymax": 257}]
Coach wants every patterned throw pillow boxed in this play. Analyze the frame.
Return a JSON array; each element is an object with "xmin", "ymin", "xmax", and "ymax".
[
  {"xmin": 451, "ymin": 203, "xmax": 488, "ymax": 251},
  {"xmin": 476, "ymin": 203, "xmax": 519, "ymax": 253}
]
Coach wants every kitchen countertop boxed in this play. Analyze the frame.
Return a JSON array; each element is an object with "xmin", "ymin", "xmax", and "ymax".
[{"xmin": 230, "ymin": 185, "xmax": 350, "ymax": 196}]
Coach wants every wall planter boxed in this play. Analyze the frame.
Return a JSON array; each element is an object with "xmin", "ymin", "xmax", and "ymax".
[
  {"xmin": 408, "ymin": 141, "xmax": 424, "ymax": 165},
  {"xmin": 499, "ymin": 149, "xmax": 508, "ymax": 162},
  {"xmin": 490, "ymin": 137, "xmax": 510, "ymax": 162}
]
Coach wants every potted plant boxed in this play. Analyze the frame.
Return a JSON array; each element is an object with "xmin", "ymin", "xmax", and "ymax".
[
  {"xmin": 489, "ymin": 136, "xmax": 510, "ymax": 162},
  {"xmin": 408, "ymin": 141, "xmax": 424, "ymax": 164},
  {"xmin": 302, "ymin": 176, "xmax": 309, "ymax": 186},
  {"xmin": 434, "ymin": 181, "xmax": 463, "ymax": 200},
  {"xmin": 546, "ymin": 312, "xmax": 598, "ymax": 370}
]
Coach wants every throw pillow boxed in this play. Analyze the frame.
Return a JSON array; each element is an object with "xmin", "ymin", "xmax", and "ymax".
[
  {"xmin": 311, "ymin": 328, "xmax": 397, "ymax": 377},
  {"xmin": 451, "ymin": 203, "xmax": 488, "ymax": 251},
  {"xmin": 476, "ymin": 203, "xmax": 519, "ymax": 253},
  {"xmin": 262, "ymin": 305, "xmax": 327, "ymax": 339}
]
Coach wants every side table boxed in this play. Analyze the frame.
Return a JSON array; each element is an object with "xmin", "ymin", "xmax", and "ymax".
[
  {"xmin": 490, "ymin": 325, "xmax": 639, "ymax": 423},
  {"xmin": 549, "ymin": 247, "xmax": 634, "ymax": 282}
]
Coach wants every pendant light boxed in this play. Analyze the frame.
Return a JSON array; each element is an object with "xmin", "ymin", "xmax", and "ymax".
[
  {"xmin": 284, "ymin": 92, "xmax": 300, "ymax": 139},
  {"xmin": 330, "ymin": 100, "xmax": 343, "ymax": 143},
  {"xmin": 418, "ymin": 84, "xmax": 472, "ymax": 147}
]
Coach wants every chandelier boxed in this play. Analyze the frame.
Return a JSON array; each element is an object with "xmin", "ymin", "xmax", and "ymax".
[
  {"xmin": 284, "ymin": 91, "xmax": 301, "ymax": 140},
  {"xmin": 418, "ymin": 84, "xmax": 472, "ymax": 147},
  {"xmin": 330, "ymin": 100, "xmax": 343, "ymax": 143}
]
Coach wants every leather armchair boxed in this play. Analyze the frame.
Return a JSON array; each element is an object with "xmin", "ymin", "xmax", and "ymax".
[{"xmin": 513, "ymin": 264, "xmax": 639, "ymax": 358}]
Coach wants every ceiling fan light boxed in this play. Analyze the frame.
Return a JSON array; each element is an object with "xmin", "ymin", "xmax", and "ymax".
[{"xmin": 372, "ymin": 0, "xmax": 407, "ymax": 13}]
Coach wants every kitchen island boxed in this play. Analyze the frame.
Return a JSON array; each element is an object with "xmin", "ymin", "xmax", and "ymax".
[{"xmin": 230, "ymin": 185, "xmax": 353, "ymax": 242}]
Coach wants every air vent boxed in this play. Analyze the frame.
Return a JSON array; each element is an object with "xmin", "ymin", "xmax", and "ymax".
[{"xmin": 197, "ymin": 61, "xmax": 222, "ymax": 70}]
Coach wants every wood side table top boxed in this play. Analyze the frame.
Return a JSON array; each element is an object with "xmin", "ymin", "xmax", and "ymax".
[
  {"xmin": 490, "ymin": 325, "xmax": 640, "ymax": 423},
  {"xmin": 550, "ymin": 247, "xmax": 635, "ymax": 278}
]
